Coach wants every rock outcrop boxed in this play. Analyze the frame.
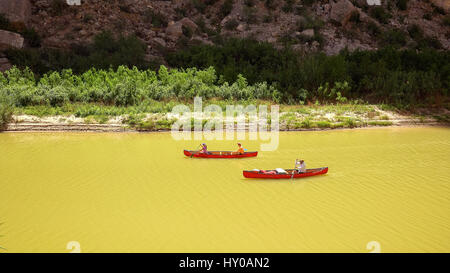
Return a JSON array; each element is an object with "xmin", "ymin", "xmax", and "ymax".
[
  {"xmin": 0, "ymin": 0, "xmax": 447, "ymax": 60},
  {"xmin": 0, "ymin": 30, "xmax": 24, "ymax": 50},
  {"xmin": 0, "ymin": 0, "xmax": 32, "ymax": 25}
]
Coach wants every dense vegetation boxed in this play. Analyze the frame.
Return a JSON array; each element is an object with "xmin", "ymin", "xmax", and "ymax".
[
  {"xmin": 5, "ymin": 31, "xmax": 149, "ymax": 76},
  {"xmin": 167, "ymin": 39, "xmax": 449, "ymax": 107},
  {"xmin": 2, "ymin": 29, "xmax": 448, "ymax": 113},
  {"xmin": 0, "ymin": 66, "xmax": 279, "ymax": 108}
]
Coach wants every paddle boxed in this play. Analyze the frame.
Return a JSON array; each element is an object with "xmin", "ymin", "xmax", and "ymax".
[
  {"xmin": 291, "ymin": 159, "xmax": 299, "ymax": 179},
  {"xmin": 190, "ymin": 144, "xmax": 203, "ymax": 158}
]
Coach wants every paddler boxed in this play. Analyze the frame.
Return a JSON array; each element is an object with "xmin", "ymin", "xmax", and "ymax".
[
  {"xmin": 199, "ymin": 143, "xmax": 208, "ymax": 154},
  {"xmin": 236, "ymin": 143, "xmax": 245, "ymax": 155},
  {"xmin": 295, "ymin": 159, "xmax": 306, "ymax": 173}
]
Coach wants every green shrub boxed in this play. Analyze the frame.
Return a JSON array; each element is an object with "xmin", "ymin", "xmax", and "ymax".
[
  {"xmin": 143, "ymin": 9, "xmax": 168, "ymax": 27},
  {"xmin": 192, "ymin": 0, "xmax": 207, "ymax": 13},
  {"xmin": 220, "ymin": 0, "xmax": 234, "ymax": 18},
  {"xmin": 417, "ymin": 36, "xmax": 443, "ymax": 50},
  {"xmin": 264, "ymin": 0, "xmax": 276, "ymax": 10},
  {"xmin": 423, "ymin": 13, "xmax": 432, "ymax": 20},
  {"xmin": 343, "ymin": 117, "xmax": 357, "ymax": 128},
  {"xmin": 396, "ymin": 0, "xmax": 408, "ymax": 10},
  {"xmin": 302, "ymin": 0, "xmax": 315, "ymax": 6},
  {"xmin": 349, "ymin": 10, "xmax": 361, "ymax": 23},
  {"xmin": 369, "ymin": 6, "xmax": 391, "ymax": 24},
  {"xmin": 0, "ymin": 13, "xmax": 12, "ymax": 31},
  {"xmin": 224, "ymin": 19, "xmax": 239, "ymax": 30},
  {"xmin": 301, "ymin": 118, "xmax": 312, "ymax": 128},
  {"xmin": 367, "ymin": 21, "xmax": 381, "ymax": 36},
  {"xmin": 244, "ymin": 0, "xmax": 255, "ymax": 7},
  {"xmin": 0, "ymin": 93, "xmax": 13, "ymax": 130},
  {"xmin": 243, "ymin": 6, "xmax": 258, "ymax": 24},
  {"xmin": 182, "ymin": 25, "xmax": 193, "ymax": 38},
  {"xmin": 282, "ymin": 0, "xmax": 295, "ymax": 13},
  {"xmin": 50, "ymin": 0, "xmax": 67, "ymax": 16},
  {"xmin": 408, "ymin": 24, "xmax": 423, "ymax": 41},
  {"xmin": 443, "ymin": 15, "xmax": 450, "ymax": 26},
  {"xmin": 380, "ymin": 29, "xmax": 407, "ymax": 47},
  {"xmin": 297, "ymin": 15, "xmax": 324, "ymax": 32},
  {"xmin": 22, "ymin": 28, "xmax": 41, "ymax": 48}
]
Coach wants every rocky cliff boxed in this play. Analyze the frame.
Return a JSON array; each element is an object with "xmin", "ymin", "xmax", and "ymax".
[{"xmin": 0, "ymin": 0, "xmax": 449, "ymax": 70}]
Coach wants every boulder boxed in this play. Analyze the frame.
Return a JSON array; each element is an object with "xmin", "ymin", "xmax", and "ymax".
[
  {"xmin": 165, "ymin": 18, "xmax": 198, "ymax": 41},
  {"xmin": 431, "ymin": 0, "xmax": 450, "ymax": 13},
  {"xmin": 0, "ymin": 30, "xmax": 24, "ymax": 50},
  {"xmin": 301, "ymin": 29, "xmax": 315, "ymax": 37},
  {"xmin": 179, "ymin": 18, "xmax": 198, "ymax": 32},
  {"xmin": 152, "ymin": 37, "xmax": 167, "ymax": 48},
  {"xmin": 236, "ymin": 24, "xmax": 246, "ymax": 32},
  {"xmin": 330, "ymin": 0, "xmax": 357, "ymax": 26},
  {"xmin": 0, "ymin": 0, "xmax": 32, "ymax": 24},
  {"xmin": 166, "ymin": 22, "xmax": 183, "ymax": 41},
  {"xmin": 0, "ymin": 58, "xmax": 12, "ymax": 72}
]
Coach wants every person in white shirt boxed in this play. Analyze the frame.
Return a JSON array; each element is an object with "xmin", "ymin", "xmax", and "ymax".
[{"xmin": 295, "ymin": 159, "xmax": 306, "ymax": 173}]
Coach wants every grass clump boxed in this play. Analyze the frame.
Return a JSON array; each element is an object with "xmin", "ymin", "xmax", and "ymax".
[
  {"xmin": 368, "ymin": 121, "xmax": 393, "ymax": 126},
  {"xmin": 315, "ymin": 120, "xmax": 332, "ymax": 128},
  {"xmin": 343, "ymin": 117, "xmax": 357, "ymax": 128}
]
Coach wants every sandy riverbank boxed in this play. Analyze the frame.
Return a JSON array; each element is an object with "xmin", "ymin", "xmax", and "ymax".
[{"xmin": 4, "ymin": 106, "xmax": 447, "ymax": 132}]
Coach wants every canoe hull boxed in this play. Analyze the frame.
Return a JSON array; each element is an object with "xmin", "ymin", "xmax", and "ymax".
[
  {"xmin": 184, "ymin": 150, "xmax": 258, "ymax": 158},
  {"xmin": 243, "ymin": 167, "xmax": 328, "ymax": 179}
]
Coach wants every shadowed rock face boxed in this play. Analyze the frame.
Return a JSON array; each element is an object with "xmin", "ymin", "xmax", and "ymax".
[
  {"xmin": 0, "ymin": 0, "xmax": 32, "ymax": 24},
  {"xmin": 431, "ymin": 0, "xmax": 450, "ymax": 13},
  {"xmin": 0, "ymin": 57, "xmax": 12, "ymax": 72}
]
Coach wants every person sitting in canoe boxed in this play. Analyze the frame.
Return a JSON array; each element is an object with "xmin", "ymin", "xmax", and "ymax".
[
  {"xmin": 295, "ymin": 159, "xmax": 306, "ymax": 173},
  {"xmin": 236, "ymin": 143, "xmax": 245, "ymax": 155},
  {"xmin": 199, "ymin": 143, "xmax": 209, "ymax": 154}
]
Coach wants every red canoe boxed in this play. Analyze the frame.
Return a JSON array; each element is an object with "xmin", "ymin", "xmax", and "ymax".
[
  {"xmin": 243, "ymin": 167, "xmax": 328, "ymax": 179},
  {"xmin": 184, "ymin": 150, "xmax": 258, "ymax": 158}
]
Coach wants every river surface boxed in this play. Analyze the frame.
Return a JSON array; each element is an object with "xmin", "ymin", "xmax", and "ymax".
[{"xmin": 0, "ymin": 127, "xmax": 449, "ymax": 252}]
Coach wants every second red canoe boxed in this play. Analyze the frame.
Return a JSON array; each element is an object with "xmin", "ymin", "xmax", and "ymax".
[{"xmin": 243, "ymin": 167, "xmax": 328, "ymax": 179}]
